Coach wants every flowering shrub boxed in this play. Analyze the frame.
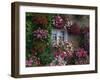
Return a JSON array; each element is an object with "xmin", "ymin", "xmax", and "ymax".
[
  {"xmin": 75, "ymin": 48, "xmax": 87, "ymax": 58},
  {"xmin": 52, "ymin": 40, "xmax": 73, "ymax": 52},
  {"xmin": 26, "ymin": 13, "xmax": 89, "ymax": 67},
  {"xmin": 51, "ymin": 40, "xmax": 89, "ymax": 65},
  {"xmin": 51, "ymin": 40, "xmax": 74, "ymax": 65},
  {"xmin": 74, "ymin": 48, "xmax": 89, "ymax": 64},
  {"xmin": 33, "ymin": 28, "xmax": 48, "ymax": 40}
]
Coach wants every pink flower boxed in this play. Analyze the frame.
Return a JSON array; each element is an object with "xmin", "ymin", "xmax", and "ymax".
[
  {"xmin": 75, "ymin": 48, "xmax": 87, "ymax": 58},
  {"xmin": 33, "ymin": 28, "xmax": 48, "ymax": 39},
  {"xmin": 26, "ymin": 58, "xmax": 33, "ymax": 67},
  {"xmin": 53, "ymin": 15, "xmax": 65, "ymax": 29}
]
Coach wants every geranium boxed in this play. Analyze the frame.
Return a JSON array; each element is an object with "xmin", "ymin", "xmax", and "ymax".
[
  {"xmin": 53, "ymin": 15, "xmax": 65, "ymax": 29},
  {"xmin": 33, "ymin": 28, "xmax": 48, "ymax": 39},
  {"xmin": 33, "ymin": 15, "xmax": 48, "ymax": 25}
]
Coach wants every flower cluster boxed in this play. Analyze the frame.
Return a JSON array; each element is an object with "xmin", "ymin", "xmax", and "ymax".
[
  {"xmin": 53, "ymin": 15, "xmax": 65, "ymax": 29},
  {"xmin": 49, "ymin": 50, "xmax": 74, "ymax": 66},
  {"xmin": 26, "ymin": 13, "xmax": 89, "ymax": 67},
  {"xmin": 63, "ymin": 40, "xmax": 73, "ymax": 52},
  {"xmin": 26, "ymin": 57, "xmax": 33, "ymax": 67},
  {"xmin": 53, "ymin": 15, "xmax": 73, "ymax": 29},
  {"xmin": 26, "ymin": 55, "xmax": 41, "ymax": 67},
  {"xmin": 52, "ymin": 40, "xmax": 73, "ymax": 52},
  {"xmin": 50, "ymin": 40, "xmax": 74, "ymax": 66},
  {"xmin": 33, "ymin": 28, "xmax": 48, "ymax": 39},
  {"xmin": 50, "ymin": 40, "xmax": 89, "ymax": 66},
  {"xmin": 75, "ymin": 48, "xmax": 88, "ymax": 58},
  {"xmin": 33, "ymin": 15, "xmax": 48, "ymax": 25}
]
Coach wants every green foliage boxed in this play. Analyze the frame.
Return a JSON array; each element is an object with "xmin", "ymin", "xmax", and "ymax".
[
  {"xmin": 33, "ymin": 40, "xmax": 47, "ymax": 53},
  {"xmin": 26, "ymin": 13, "xmax": 54, "ymax": 65},
  {"xmin": 38, "ymin": 48, "xmax": 54, "ymax": 65},
  {"xmin": 26, "ymin": 13, "xmax": 33, "ymax": 55},
  {"xmin": 77, "ymin": 34, "xmax": 85, "ymax": 47}
]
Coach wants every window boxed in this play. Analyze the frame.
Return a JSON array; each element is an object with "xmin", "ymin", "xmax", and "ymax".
[
  {"xmin": 52, "ymin": 34, "xmax": 57, "ymax": 42},
  {"xmin": 52, "ymin": 29, "xmax": 66, "ymax": 43},
  {"xmin": 59, "ymin": 31, "xmax": 64, "ymax": 41}
]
